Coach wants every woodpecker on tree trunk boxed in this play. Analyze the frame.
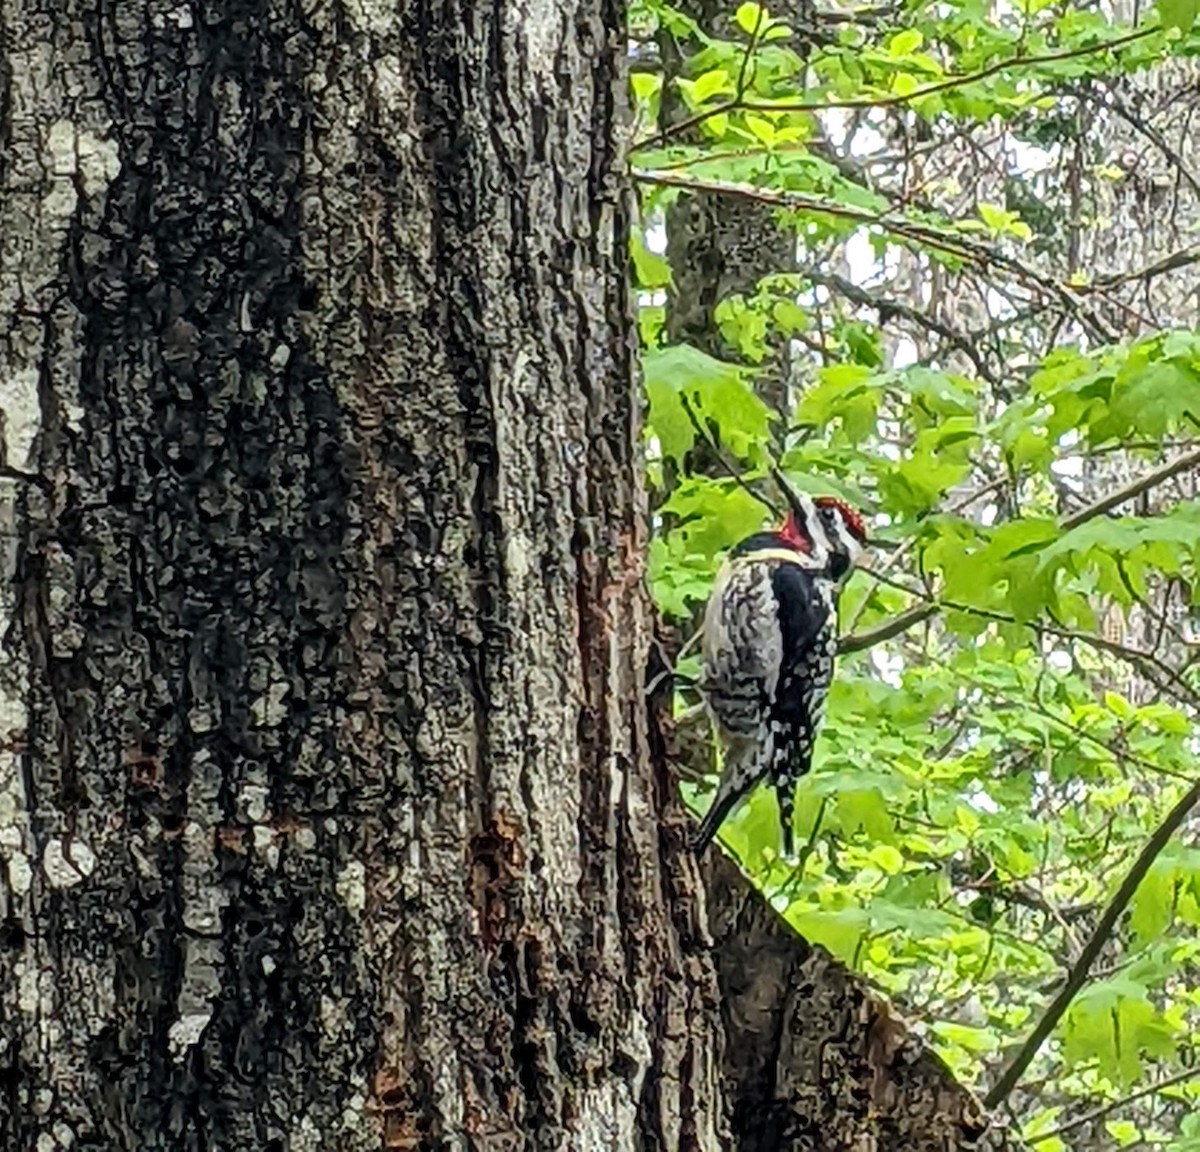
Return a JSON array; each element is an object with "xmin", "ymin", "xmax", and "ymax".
[{"xmin": 692, "ymin": 489, "xmax": 868, "ymax": 856}]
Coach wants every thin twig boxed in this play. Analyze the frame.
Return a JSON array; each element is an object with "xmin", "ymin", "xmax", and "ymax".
[
  {"xmin": 1098, "ymin": 81, "xmax": 1200, "ymax": 202},
  {"xmin": 1027, "ymin": 1064, "xmax": 1199, "ymax": 1143},
  {"xmin": 734, "ymin": 3, "xmax": 765, "ymax": 99},
  {"xmin": 678, "ymin": 391, "xmax": 782, "ymax": 517},
  {"xmin": 984, "ymin": 778, "xmax": 1200, "ymax": 1109},
  {"xmin": 1089, "ymin": 245, "xmax": 1200, "ymax": 292},
  {"xmin": 802, "ymin": 267, "xmax": 997, "ymax": 382}
]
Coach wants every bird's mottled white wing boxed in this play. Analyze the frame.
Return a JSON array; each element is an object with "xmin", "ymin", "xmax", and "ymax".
[{"xmin": 699, "ymin": 557, "xmax": 785, "ymax": 741}]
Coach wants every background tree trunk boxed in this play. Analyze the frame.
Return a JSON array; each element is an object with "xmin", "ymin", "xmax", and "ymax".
[
  {"xmin": 0, "ymin": 1, "xmax": 1015, "ymax": 1149},
  {"xmin": 657, "ymin": 0, "xmax": 808, "ymax": 423}
]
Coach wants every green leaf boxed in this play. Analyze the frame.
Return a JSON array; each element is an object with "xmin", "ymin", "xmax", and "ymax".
[
  {"xmin": 632, "ymin": 231, "xmax": 671, "ymax": 289},
  {"xmin": 835, "ymin": 789, "xmax": 894, "ymax": 840},
  {"xmin": 1160, "ymin": 0, "xmax": 1200, "ymax": 31},
  {"xmin": 638, "ymin": 303, "xmax": 665, "ymax": 347},
  {"xmin": 789, "ymin": 906, "xmax": 867, "ymax": 963},
  {"xmin": 681, "ymin": 67, "xmax": 734, "ymax": 106},
  {"xmin": 888, "ymin": 28, "xmax": 923, "ymax": 56},
  {"xmin": 978, "ymin": 202, "xmax": 1007, "ymax": 230},
  {"xmin": 631, "ymin": 72, "xmax": 662, "ymax": 104},
  {"xmin": 734, "ymin": 1, "xmax": 765, "ymax": 35},
  {"xmin": 744, "ymin": 113, "xmax": 777, "ymax": 146},
  {"xmin": 868, "ymin": 844, "xmax": 905, "ymax": 874},
  {"xmin": 645, "ymin": 375, "xmax": 696, "ymax": 465},
  {"xmin": 643, "ymin": 344, "xmax": 772, "ymax": 464},
  {"xmin": 931, "ymin": 1021, "xmax": 999, "ymax": 1053},
  {"xmin": 1130, "ymin": 863, "xmax": 1176, "ymax": 944},
  {"xmin": 661, "ymin": 477, "xmax": 770, "ymax": 557}
]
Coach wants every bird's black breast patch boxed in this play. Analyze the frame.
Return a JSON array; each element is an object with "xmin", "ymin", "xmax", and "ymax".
[
  {"xmin": 770, "ymin": 563, "xmax": 828, "ymax": 661},
  {"xmin": 769, "ymin": 563, "xmax": 835, "ymax": 774}
]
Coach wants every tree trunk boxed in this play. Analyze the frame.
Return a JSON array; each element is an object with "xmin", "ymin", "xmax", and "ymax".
[
  {"xmin": 700, "ymin": 850, "xmax": 1018, "ymax": 1151},
  {"xmin": 0, "ymin": 1, "xmax": 717, "ymax": 1146},
  {"xmin": 0, "ymin": 2, "xmax": 1016, "ymax": 1149}
]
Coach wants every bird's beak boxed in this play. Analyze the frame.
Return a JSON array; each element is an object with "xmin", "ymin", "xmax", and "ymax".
[{"xmin": 769, "ymin": 465, "xmax": 808, "ymax": 523}]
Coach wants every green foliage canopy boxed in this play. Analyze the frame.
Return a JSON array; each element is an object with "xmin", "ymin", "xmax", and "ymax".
[{"xmin": 633, "ymin": 0, "xmax": 1200, "ymax": 1146}]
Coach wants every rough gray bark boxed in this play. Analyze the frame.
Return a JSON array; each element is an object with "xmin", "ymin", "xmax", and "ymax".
[{"xmin": 0, "ymin": 1, "xmax": 725, "ymax": 1147}]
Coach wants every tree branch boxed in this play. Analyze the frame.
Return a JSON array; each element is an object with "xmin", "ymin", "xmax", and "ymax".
[
  {"xmin": 740, "ymin": 27, "xmax": 1155, "ymax": 115},
  {"xmin": 983, "ymin": 777, "xmax": 1200, "ymax": 1108},
  {"xmin": 841, "ymin": 447, "xmax": 1200, "ymax": 656},
  {"xmin": 839, "ymin": 603, "xmax": 937, "ymax": 654},
  {"xmin": 1027, "ymin": 1064, "xmax": 1200, "ymax": 1144},
  {"xmin": 699, "ymin": 839, "xmax": 1022, "ymax": 1148},
  {"xmin": 631, "ymin": 169, "xmax": 1120, "ymax": 342},
  {"xmin": 1061, "ymin": 445, "xmax": 1200, "ymax": 528},
  {"xmin": 801, "ymin": 267, "xmax": 998, "ymax": 383},
  {"xmin": 634, "ymin": 168, "xmax": 980, "ymax": 260}
]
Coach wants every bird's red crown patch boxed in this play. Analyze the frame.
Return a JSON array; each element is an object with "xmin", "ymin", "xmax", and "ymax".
[{"xmin": 814, "ymin": 496, "xmax": 868, "ymax": 543}]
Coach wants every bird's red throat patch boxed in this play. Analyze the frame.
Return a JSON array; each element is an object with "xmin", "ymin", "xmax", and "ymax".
[{"xmin": 779, "ymin": 511, "xmax": 813, "ymax": 553}]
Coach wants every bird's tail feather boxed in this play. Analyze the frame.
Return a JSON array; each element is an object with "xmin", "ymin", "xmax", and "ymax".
[
  {"xmin": 691, "ymin": 789, "xmax": 741, "ymax": 853},
  {"xmin": 691, "ymin": 743, "xmax": 760, "ymax": 853}
]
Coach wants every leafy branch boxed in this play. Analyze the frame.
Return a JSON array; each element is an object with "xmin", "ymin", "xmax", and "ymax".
[
  {"xmin": 634, "ymin": 26, "xmax": 1157, "ymax": 153},
  {"xmin": 1026, "ymin": 1064, "xmax": 1200, "ymax": 1143},
  {"xmin": 739, "ymin": 27, "xmax": 1157, "ymax": 113},
  {"xmin": 984, "ymin": 776, "xmax": 1200, "ymax": 1108},
  {"xmin": 841, "ymin": 446, "xmax": 1200, "ymax": 660},
  {"xmin": 851, "ymin": 567, "xmax": 1200, "ymax": 709}
]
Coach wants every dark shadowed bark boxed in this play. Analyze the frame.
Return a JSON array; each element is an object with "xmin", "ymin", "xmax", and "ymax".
[{"xmin": 0, "ymin": 1, "xmax": 1017, "ymax": 1149}]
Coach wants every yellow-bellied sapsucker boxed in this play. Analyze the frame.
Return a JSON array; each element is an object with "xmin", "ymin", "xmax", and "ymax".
[{"xmin": 693, "ymin": 490, "xmax": 868, "ymax": 855}]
